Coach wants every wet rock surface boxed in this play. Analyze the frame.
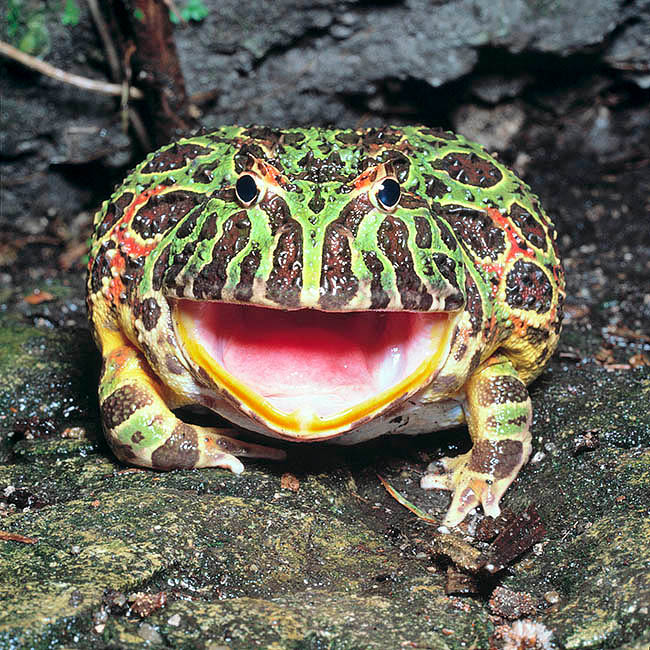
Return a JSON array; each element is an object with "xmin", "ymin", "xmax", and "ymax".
[{"xmin": 1, "ymin": 1, "xmax": 650, "ymax": 647}]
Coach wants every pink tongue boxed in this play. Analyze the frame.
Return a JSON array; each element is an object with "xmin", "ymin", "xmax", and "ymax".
[
  {"xmin": 186, "ymin": 302, "xmax": 388, "ymax": 399},
  {"xmin": 223, "ymin": 316, "xmax": 373, "ymax": 395}
]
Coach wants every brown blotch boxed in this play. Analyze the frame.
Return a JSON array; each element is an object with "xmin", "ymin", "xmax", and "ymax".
[
  {"xmin": 464, "ymin": 274, "xmax": 483, "ymax": 335},
  {"xmin": 234, "ymin": 246, "xmax": 261, "ymax": 302},
  {"xmin": 432, "ymin": 253, "xmax": 462, "ymax": 304},
  {"xmin": 308, "ymin": 187, "xmax": 325, "ymax": 214},
  {"xmin": 433, "ymin": 152, "xmax": 502, "ymax": 188},
  {"xmin": 131, "ymin": 431, "xmax": 145, "ymax": 444},
  {"xmin": 90, "ymin": 240, "xmax": 117, "ymax": 294},
  {"xmin": 424, "ymin": 174, "xmax": 450, "ymax": 200},
  {"xmin": 101, "ymin": 384, "xmax": 153, "ymax": 431},
  {"xmin": 505, "ymin": 260, "xmax": 553, "ymax": 313},
  {"xmin": 141, "ymin": 297, "xmax": 161, "ymax": 331},
  {"xmin": 109, "ymin": 439, "xmax": 138, "ymax": 462},
  {"xmin": 468, "ymin": 350, "xmax": 482, "ymax": 374},
  {"xmin": 150, "ymin": 422, "xmax": 200, "ymax": 470},
  {"xmin": 96, "ymin": 191, "xmax": 134, "ymax": 238},
  {"xmin": 509, "ymin": 203, "xmax": 548, "ymax": 251},
  {"xmin": 377, "ymin": 215, "xmax": 432, "ymax": 310},
  {"xmin": 414, "ymin": 216, "xmax": 432, "ymax": 248},
  {"xmin": 192, "ymin": 159, "xmax": 222, "ymax": 184},
  {"xmin": 121, "ymin": 255, "xmax": 146, "ymax": 292},
  {"xmin": 319, "ymin": 224, "xmax": 359, "ymax": 309},
  {"xmin": 399, "ymin": 194, "xmax": 428, "ymax": 210},
  {"xmin": 193, "ymin": 211, "xmax": 252, "ymax": 300},
  {"xmin": 142, "ymin": 142, "xmax": 211, "ymax": 174},
  {"xmin": 165, "ymin": 354, "xmax": 185, "ymax": 375},
  {"xmin": 259, "ymin": 193, "xmax": 290, "ymax": 235},
  {"xmin": 526, "ymin": 326, "xmax": 551, "ymax": 346},
  {"xmin": 468, "ymin": 439, "xmax": 524, "ymax": 479},
  {"xmin": 477, "ymin": 375, "xmax": 529, "ymax": 407},
  {"xmin": 266, "ymin": 220, "xmax": 303, "ymax": 307},
  {"xmin": 436, "ymin": 204, "xmax": 505, "ymax": 261},
  {"xmin": 418, "ymin": 127, "xmax": 457, "ymax": 141},
  {"xmin": 336, "ymin": 195, "xmax": 374, "ymax": 236},
  {"xmin": 132, "ymin": 191, "xmax": 202, "ymax": 240},
  {"xmin": 151, "ymin": 245, "xmax": 171, "ymax": 292},
  {"xmin": 362, "ymin": 251, "xmax": 390, "ymax": 309},
  {"xmin": 296, "ymin": 151, "xmax": 348, "ymax": 183},
  {"xmin": 360, "ymin": 127, "xmax": 402, "ymax": 148}
]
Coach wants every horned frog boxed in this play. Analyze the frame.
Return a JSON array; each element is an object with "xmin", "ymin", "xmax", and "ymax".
[{"xmin": 87, "ymin": 125, "xmax": 564, "ymax": 526}]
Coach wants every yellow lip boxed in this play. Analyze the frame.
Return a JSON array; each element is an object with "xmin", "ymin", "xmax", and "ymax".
[{"xmin": 174, "ymin": 304, "xmax": 454, "ymax": 440}]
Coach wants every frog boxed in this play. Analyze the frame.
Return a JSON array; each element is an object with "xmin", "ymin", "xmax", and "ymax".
[{"xmin": 87, "ymin": 125, "xmax": 564, "ymax": 527}]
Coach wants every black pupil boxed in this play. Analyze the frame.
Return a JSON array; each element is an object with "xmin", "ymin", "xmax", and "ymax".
[
  {"xmin": 377, "ymin": 179, "xmax": 400, "ymax": 208},
  {"xmin": 236, "ymin": 174, "xmax": 259, "ymax": 203}
]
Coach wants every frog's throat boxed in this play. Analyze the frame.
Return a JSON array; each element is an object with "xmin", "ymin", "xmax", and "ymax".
[{"xmin": 173, "ymin": 300, "xmax": 458, "ymax": 440}]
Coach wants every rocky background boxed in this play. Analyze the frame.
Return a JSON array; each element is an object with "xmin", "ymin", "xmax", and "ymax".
[{"xmin": 1, "ymin": 1, "xmax": 649, "ymax": 648}]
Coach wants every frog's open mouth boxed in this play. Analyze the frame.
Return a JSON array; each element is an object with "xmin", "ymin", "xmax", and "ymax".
[{"xmin": 173, "ymin": 300, "xmax": 455, "ymax": 439}]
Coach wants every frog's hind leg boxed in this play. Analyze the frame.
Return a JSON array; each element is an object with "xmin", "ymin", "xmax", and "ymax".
[
  {"xmin": 421, "ymin": 354, "xmax": 532, "ymax": 527},
  {"xmin": 98, "ymin": 340, "xmax": 286, "ymax": 472}
]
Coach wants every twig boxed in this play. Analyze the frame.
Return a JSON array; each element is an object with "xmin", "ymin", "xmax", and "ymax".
[
  {"xmin": 0, "ymin": 530, "xmax": 38, "ymax": 544},
  {"xmin": 0, "ymin": 40, "xmax": 143, "ymax": 99},
  {"xmin": 85, "ymin": 0, "xmax": 122, "ymax": 83}
]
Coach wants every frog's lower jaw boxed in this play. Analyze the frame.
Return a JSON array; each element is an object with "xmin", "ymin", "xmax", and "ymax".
[{"xmin": 172, "ymin": 299, "xmax": 457, "ymax": 440}]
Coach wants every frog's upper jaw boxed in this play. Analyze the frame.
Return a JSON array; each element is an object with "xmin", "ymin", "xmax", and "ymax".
[{"xmin": 172, "ymin": 299, "xmax": 459, "ymax": 440}]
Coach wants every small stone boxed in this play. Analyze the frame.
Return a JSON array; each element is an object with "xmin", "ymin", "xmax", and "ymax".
[
  {"xmin": 167, "ymin": 613, "xmax": 181, "ymax": 626},
  {"xmin": 544, "ymin": 590, "xmax": 561, "ymax": 604},
  {"xmin": 573, "ymin": 430, "xmax": 600, "ymax": 455},
  {"xmin": 489, "ymin": 586, "xmax": 538, "ymax": 619},
  {"xmin": 280, "ymin": 473, "xmax": 300, "ymax": 492},
  {"xmin": 68, "ymin": 589, "xmax": 83, "ymax": 606},
  {"xmin": 138, "ymin": 622, "xmax": 163, "ymax": 644}
]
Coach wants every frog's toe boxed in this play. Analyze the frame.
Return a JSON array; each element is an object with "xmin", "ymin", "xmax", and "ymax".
[
  {"xmin": 420, "ymin": 449, "xmax": 523, "ymax": 526},
  {"xmin": 420, "ymin": 452, "xmax": 468, "ymax": 491},
  {"xmin": 195, "ymin": 427, "xmax": 287, "ymax": 471}
]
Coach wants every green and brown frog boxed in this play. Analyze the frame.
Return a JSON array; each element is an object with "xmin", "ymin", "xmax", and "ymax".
[{"xmin": 87, "ymin": 126, "xmax": 564, "ymax": 526}]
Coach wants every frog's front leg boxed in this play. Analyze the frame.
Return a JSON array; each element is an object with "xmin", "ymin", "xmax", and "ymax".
[
  {"xmin": 98, "ymin": 339, "xmax": 286, "ymax": 471},
  {"xmin": 421, "ymin": 354, "xmax": 532, "ymax": 527}
]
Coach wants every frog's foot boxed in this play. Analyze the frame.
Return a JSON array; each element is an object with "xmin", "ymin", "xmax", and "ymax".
[
  {"xmin": 420, "ymin": 354, "xmax": 533, "ymax": 527},
  {"xmin": 421, "ymin": 443, "xmax": 529, "ymax": 527},
  {"xmin": 99, "ymin": 342, "xmax": 285, "ymax": 473}
]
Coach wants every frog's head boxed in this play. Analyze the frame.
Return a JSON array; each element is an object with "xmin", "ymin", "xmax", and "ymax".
[{"xmin": 147, "ymin": 126, "xmax": 469, "ymax": 439}]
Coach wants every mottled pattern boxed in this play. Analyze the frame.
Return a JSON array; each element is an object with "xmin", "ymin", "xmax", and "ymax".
[
  {"xmin": 467, "ymin": 439, "xmax": 524, "ymax": 478},
  {"xmin": 362, "ymin": 251, "xmax": 390, "ymax": 309},
  {"xmin": 140, "ymin": 297, "xmax": 161, "ymax": 331},
  {"xmin": 132, "ymin": 191, "xmax": 201, "ymax": 240},
  {"xmin": 505, "ymin": 260, "xmax": 553, "ymax": 313},
  {"xmin": 433, "ymin": 152, "xmax": 502, "ymax": 187},
  {"xmin": 142, "ymin": 142, "xmax": 211, "ymax": 174},
  {"xmin": 266, "ymin": 221, "xmax": 303, "ymax": 307},
  {"xmin": 438, "ymin": 205, "xmax": 506, "ymax": 261},
  {"xmin": 377, "ymin": 215, "xmax": 432, "ymax": 310},
  {"xmin": 464, "ymin": 274, "xmax": 483, "ymax": 336},
  {"xmin": 101, "ymin": 384, "xmax": 152, "ymax": 430},
  {"xmin": 477, "ymin": 374, "xmax": 529, "ymax": 407},
  {"xmin": 509, "ymin": 203, "xmax": 548, "ymax": 251},
  {"xmin": 193, "ymin": 212, "xmax": 252, "ymax": 300},
  {"xmin": 96, "ymin": 192, "xmax": 133, "ymax": 238},
  {"xmin": 320, "ymin": 224, "xmax": 358, "ymax": 309},
  {"xmin": 150, "ymin": 422, "xmax": 200, "ymax": 469}
]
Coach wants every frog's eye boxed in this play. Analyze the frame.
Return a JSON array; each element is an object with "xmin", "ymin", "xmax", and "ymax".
[
  {"xmin": 375, "ymin": 178, "xmax": 401, "ymax": 211},
  {"xmin": 235, "ymin": 173, "xmax": 261, "ymax": 206}
]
